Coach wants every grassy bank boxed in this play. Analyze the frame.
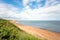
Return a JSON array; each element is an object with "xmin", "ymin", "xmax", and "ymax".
[{"xmin": 0, "ymin": 19, "xmax": 42, "ymax": 40}]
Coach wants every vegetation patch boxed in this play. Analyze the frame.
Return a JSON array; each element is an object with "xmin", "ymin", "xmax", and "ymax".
[{"xmin": 0, "ymin": 19, "xmax": 43, "ymax": 40}]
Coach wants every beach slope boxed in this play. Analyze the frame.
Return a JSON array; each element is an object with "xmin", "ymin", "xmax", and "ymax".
[{"xmin": 10, "ymin": 20, "xmax": 60, "ymax": 40}]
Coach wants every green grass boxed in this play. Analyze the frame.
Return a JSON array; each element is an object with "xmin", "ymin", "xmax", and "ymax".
[{"xmin": 0, "ymin": 19, "xmax": 44, "ymax": 40}]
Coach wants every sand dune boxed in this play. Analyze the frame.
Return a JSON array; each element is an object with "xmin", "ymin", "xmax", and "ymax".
[{"xmin": 10, "ymin": 20, "xmax": 60, "ymax": 40}]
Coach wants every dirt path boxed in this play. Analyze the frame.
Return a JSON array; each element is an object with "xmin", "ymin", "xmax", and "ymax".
[{"xmin": 10, "ymin": 20, "xmax": 60, "ymax": 40}]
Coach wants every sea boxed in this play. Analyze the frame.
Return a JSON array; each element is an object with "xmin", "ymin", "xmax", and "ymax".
[{"xmin": 17, "ymin": 21, "xmax": 60, "ymax": 33}]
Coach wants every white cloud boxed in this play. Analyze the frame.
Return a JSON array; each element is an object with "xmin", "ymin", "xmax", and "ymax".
[
  {"xmin": 22, "ymin": 0, "xmax": 37, "ymax": 6},
  {"xmin": 45, "ymin": 0, "xmax": 60, "ymax": 7},
  {"xmin": 18, "ymin": 0, "xmax": 60, "ymax": 20},
  {"xmin": 20, "ymin": 4, "xmax": 60, "ymax": 20},
  {"xmin": 22, "ymin": 0, "xmax": 29, "ymax": 6},
  {"xmin": 0, "ymin": 0, "xmax": 60, "ymax": 20},
  {"xmin": 0, "ymin": 3, "xmax": 20, "ymax": 19},
  {"xmin": 22, "ymin": 0, "xmax": 59, "ymax": 7}
]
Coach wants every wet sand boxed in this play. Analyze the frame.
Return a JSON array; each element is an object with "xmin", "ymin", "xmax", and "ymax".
[{"xmin": 10, "ymin": 20, "xmax": 60, "ymax": 40}]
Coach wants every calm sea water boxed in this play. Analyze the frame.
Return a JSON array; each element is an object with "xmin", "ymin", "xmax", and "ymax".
[{"xmin": 17, "ymin": 21, "xmax": 60, "ymax": 33}]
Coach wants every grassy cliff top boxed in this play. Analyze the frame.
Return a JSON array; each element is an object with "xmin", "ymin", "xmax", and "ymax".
[{"xmin": 0, "ymin": 19, "xmax": 42, "ymax": 40}]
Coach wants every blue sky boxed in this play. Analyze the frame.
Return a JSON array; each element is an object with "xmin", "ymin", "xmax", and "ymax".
[
  {"xmin": 0, "ymin": 0, "xmax": 60, "ymax": 20},
  {"xmin": 1, "ymin": 0, "xmax": 46, "ymax": 9}
]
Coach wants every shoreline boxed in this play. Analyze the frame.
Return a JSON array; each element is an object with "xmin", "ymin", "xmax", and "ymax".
[{"xmin": 10, "ymin": 20, "xmax": 60, "ymax": 40}]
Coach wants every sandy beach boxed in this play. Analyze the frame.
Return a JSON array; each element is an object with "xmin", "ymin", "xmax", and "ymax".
[{"xmin": 10, "ymin": 20, "xmax": 60, "ymax": 40}]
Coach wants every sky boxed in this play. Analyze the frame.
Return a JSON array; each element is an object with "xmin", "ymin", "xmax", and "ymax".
[{"xmin": 0, "ymin": 0, "xmax": 60, "ymax": 20}]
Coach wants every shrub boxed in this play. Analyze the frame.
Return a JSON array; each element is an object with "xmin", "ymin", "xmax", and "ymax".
[{"xmin": 0, "ymin": 19, "xmax": 41, "ymax": 40}]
